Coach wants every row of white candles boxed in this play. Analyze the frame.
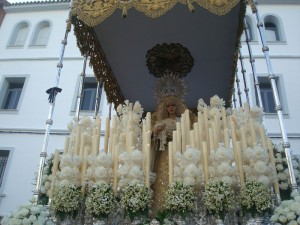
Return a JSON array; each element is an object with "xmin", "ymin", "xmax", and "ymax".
[
  {"xmin": 167, "ymin": 106, "xmax": 279, "ymax": 197},
  {"xmin": 50, "ymin": 104, "xmax": 279, "ymax": 197}
]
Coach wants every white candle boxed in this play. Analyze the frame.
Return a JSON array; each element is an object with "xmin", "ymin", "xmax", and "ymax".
[
  {"xmin": 176, "ymin": 122, "xmax": 181, "ymax": 153},
  {"xmin": 96, "ymin": 116, "xmax": 101, "ymax": 131},
  {"xmin": 185, "ymin": 110, "xmax": 190, "ymax": 146},
  {"xmin": 212, "ymin": 122, "xmax": 218, "ymax": 150},
  {"xmin": 146, "ymin": 112, "xmax": 151, "ymax": 131},
  {"xmin": 74, "ymin": 126, "xmax": 81, "ymax": 155},
  {"xmin": 204, "ymin": 108, "xmax": 210, "ymax": 149},
  {"xmin": 260, "ymin": 126, "xmax": 267, "ymax": 149},
  {"xmin": 209, "ymin": 128, "xmax": 214, "ymax": 153},
  {"xmin": 198, "ymin": 119, "xmax": 203, "ymax": 151},
  {"xmin": 63, "ymin": 137, "xmax": 70, "ymax": 155},
  {"xmin": 145, "ymin": 143, "xmax": 150, "ymax": 188},
  {"xmin": 50, "ymin": 149, "xmax": 60, "ymax": 193},
  {"xmin": 224, "ymin": 128, "xmax": 229, "ymax": 148},
  {"xmin": 194, "ymin": 123, "xmax": 200, "ymax": 150},
  {"xmin": 244, "ymin": 102, "xmax": 249, "ymax": 119},
  {"xmin": 81, "ymin": 146, "xmax": 89, "ymax": 193},
  {"xmin": 202, "ymin": 142, "xmax": 209, "ymax": 185},
  {"xmin": 190, "ymin": 130, "xmax": 195, "ymax": 149},
  {"xmin": 240, "ymin": 127, "xmax": 247, "ymax": 150},
  {"xmin": 93, "ymin": 134, "xmax": 100, "ymax": 156},
  {"xmin": 79, "ymin": 134, "xmax": 86, "ymax": 159},
  {"xmin": 113, "ymin": 144, "xmax": 119, "ymax": 193},
  {"xmin": 173, "ymin": 130, "xmax": 177, "ymax": 152},
  {"xmin": 104, "ymin": 117, "xmax": 110, "ymax": 153},
  {"xmin": 236, "ymin": 141, "xmax": 245, "ymax": 185},
  {"xmin": 221, "ymin": 107, "xmax": 227, "ymax": 129},
  {"xmin": 181, "ymin": 118, "xmax": 186, "ymax": 153},
  {"xmin": 249, "ymin": 118, "xmax": 257, "ymax": 147},
  {"xmin": 168, "ymin": 141, "xmax": 173, "ymax": 185}
]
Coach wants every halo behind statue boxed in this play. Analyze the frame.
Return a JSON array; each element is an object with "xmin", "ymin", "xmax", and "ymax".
[{"xmin": 146, "ymin": 43, "xmax": 194, "ymax": 78}]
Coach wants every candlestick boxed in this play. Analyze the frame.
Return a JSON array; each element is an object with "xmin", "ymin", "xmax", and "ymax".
[
  {"xmin": 104, "ymin": 117, "xmax": 110, "ymax": 153},
  {"xmin": 169, "ymin": 141, "xmax": 173, "ymax": 185},
  {"xmin": 202, "ymin": 142, "xmax": 209, "ymax": 185}
]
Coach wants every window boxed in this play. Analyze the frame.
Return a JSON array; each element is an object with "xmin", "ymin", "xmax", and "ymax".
[
  {"xmin": 241, "ymin": 15, "xmax": 255, "ymax": 42},
  {"xmin": 0, "ymin": 150, "xmax": 9, "ymax": 188},
  {"xmin": 0, "ymin": 77, "xmax": 25, "ymax": 110},
  {"xmin": 8, "ymin": 22, "xmax": 29, "ymax": 47},
  {"xmin": 80, "ymin": 77, "xmax": 102, "ymax": 111},
  {"xmin": 30, "ymin": 21, "xmax": 51, "ymax": 46},
  {"xmin": 257, "ymin": 77, "xmax": 280, "ymax": 114},
  {"xmin": 263, "ymin": 15, "xmax": 285, "ymax": 42}
]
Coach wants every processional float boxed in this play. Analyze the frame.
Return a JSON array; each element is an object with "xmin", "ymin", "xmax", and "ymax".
[{"xmin": 30, "ymin": 0, "xmax": 299, "ymax": 224}]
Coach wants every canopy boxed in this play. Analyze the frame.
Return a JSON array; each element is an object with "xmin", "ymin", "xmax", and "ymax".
[{"xmin": 71, "ymin": 0, "xmax": 246, "ymax": 111}]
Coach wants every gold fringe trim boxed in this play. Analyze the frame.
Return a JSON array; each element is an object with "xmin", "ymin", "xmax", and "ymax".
[{"xmin": 71, "ymin": 0, "xmax": 240, "ymax": 28}]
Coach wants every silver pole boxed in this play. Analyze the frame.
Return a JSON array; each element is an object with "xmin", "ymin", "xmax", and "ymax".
[
  {"xmin": 243, "ymin": 18, "xmax": 264, "ymax": 109},
  {"xmin": 235, "ymin": 71, "xmax": 243, "ymax": 107},
  {"xmin": 238, "ymin": 45, "xmax": 250, "ymax": 105},
  {"xmin": 34, "ymin": 0, "xmax": 74, "ymax": 202},
  {"xmin": 76, "ymin": 54, "xmax": 88, "ymax": 121},
  {"xmin": 232, "ymin": 87, "xmax": 237, "ymax": 109},
  {"xmin": 93, "ymin": 80, "xmax": 102, "ymax": 119},
  {"xmin": 249, "ymin": 0, "xmax": 298, "ymax": 191}
]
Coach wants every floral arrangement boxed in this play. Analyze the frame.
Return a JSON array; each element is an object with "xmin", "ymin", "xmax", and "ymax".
[
  {"xmin": 86, "ymin": 151, "xmax": 113, "ymax": 187},
  {"xmin": 274, "ymin": 144, "xmax": 300, "ymax": 199},
  {"xmin": 50, "ymin": 185, "xmax": 82, "ymax": 220},
  {"xmin": 118, "ymin": 149, "xmax": 144, "ymax": 188},
  {"xmin": 203, "ymin": 180, "xmax": 234, "ymax": 220},
  {"xmin": 1, "ymin": 201, "xmax": 54, "ymax": 225},
  {"xmin": 243, "ymin": 145, "xmax": 274, "ymax": 187},
  {"xmin": 85, "ymin": 184, "xmax": 115, "ymax": 220},
  {"xmin": 270, "ymin": 191, "xmax": 300, "ymax": 225},
  {"xmin": 119, "ymin": 183, "xmax": 152, "ymax": 221},
  {"xmin": 239, "ymin": 179, "xmax": 272, "ymax": 217},
  {"xmin": 173, "ymin": 147, "xmax": 202, "ymax": 186},
  {"xmin": 38, "ymin": 154, "xmax": 54, "ymax": 205},
  {"xmin": 164, "ymin": 181, "xmax": 196, "ymax": 217},
  {"xmin": 209, "ymin": 145, "xmax": 237, "ymax": 187}
]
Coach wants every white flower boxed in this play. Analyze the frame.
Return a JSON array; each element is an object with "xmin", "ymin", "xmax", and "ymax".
[
  {"xmin": 94, "ymin": 166, "xmax": 107, "ymax": 179},
  {"xmin": 131, "ymin": 150, "xmax": 142, "ymax": 163},
  {"xmin": 129, "ymin": 166, "xmax": 142, "ymax": 179},
  {"xmin": 270, "ymin": 214, "xmax": 279, "ymax": 222},
  {"xmin": 287, "ymin": 212, "xmax": 297, "ymax": 220},
  {"xmin": 210, "ymin": 95, "xmax": 225, "ymax": 108},
  {"xmin": 183, "ymin": 164, "xmax": 199, "ymax": 178},
  {"xmin": 184, "ymin": 177, "xmax": 196, "ymax": 185},
  {"xmin": 250, "ymin": 106, "xmax": 264, "ymax": 123},
  {"xmin": 258, "ymin": 175, "xmax": 270, "ymax": 186},
  {"xmin": 119, "ymin": 152, "xmax": 129, "ymax": 163}
]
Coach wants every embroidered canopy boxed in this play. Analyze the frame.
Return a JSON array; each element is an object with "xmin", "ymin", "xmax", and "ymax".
[{"xmin": 71, "ymin": 0, "xmax": 245, "ymax": 111}]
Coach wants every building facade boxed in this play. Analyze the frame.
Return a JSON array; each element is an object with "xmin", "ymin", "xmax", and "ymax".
[{"xmin": 0, "ymin": 0, "xmax": 299, "ymax": 217}]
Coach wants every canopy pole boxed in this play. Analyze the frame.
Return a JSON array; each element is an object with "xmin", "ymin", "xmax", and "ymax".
[
  {"xmin": 249, "ymin": 0, "xmax": 298, "ymax": 191},
  {"xmin": 75, "ymin": 54, "xmax": 88, "ymax": 121},
  {"xmin": 34, "ymin": 0, "xmax": 74, "ymax": 202},
  {"xmin": 243, "ymin": 19, "xmax": 263, "ymax": 109},
  {"xmin": 235, "ymin": 71, "xmax": 243, "ymax": 107},
  {"xmin": 238, "ymin": 44, "xmax": 250, "ymax": 105},
  {"xmin": 232, "ymin": 87, "xmax": 237, "ymax": 109},
  {"xmin": 93, "ymin": 79, "xmax": 103, "ymax": 119}
]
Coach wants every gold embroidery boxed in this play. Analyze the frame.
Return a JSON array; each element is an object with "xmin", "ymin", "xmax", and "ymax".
[{"xmin": 71, "ymin": 0, "xmax": 240, "ymax": 27}]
